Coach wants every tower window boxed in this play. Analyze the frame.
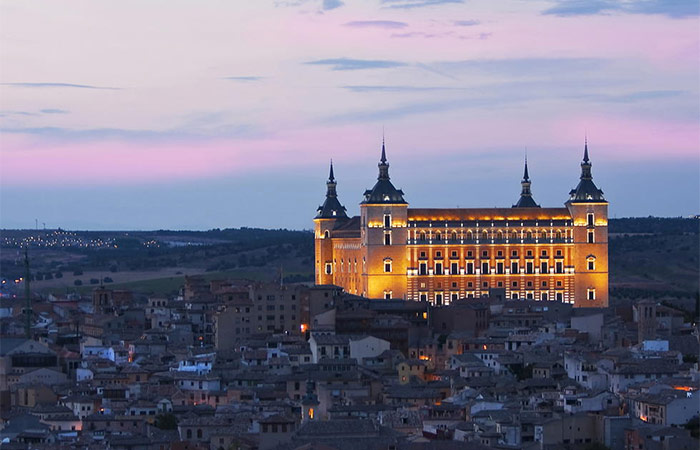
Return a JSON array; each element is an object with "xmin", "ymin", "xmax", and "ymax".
[
  {"xmin": 384, "ymin": 291, "xmax": 392, "ymax": 300},
  {"xmin": 384, "ymin": 260, "xmax": 392, "ymax": 273},
  {"xmin": 325, "ymin": 263, "xmax": 332, "ymax": 275},
  {"xmin": 587, "ymin": 213, "xmax": 594, "ymax": 227},
  {"xmin": 587, "ymin": 257, "xmax": 595, "ymax": 271},
  {"xmin": 384, "ymin": 232, "xmax": 391, "ymax": 246},
  {"xmin": 587, "ymin": 289, "xmax": 596, "ymax": 300},
  {"xmin": 384, "ymin": 214, "xmax": 391, "ymax": 228},
  {"xmin": 324, "ymin": 230, "xmax": 330, "ymax": 239},
  {"xmin": 587, "ymin": 231, "xmax": 595, "ymax": 243}
]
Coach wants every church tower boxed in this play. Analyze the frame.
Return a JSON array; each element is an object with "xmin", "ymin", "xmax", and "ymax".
[
  {"xmin": 513, "ymin": 157, "xmax": 540, "ymax": 208},
  {"xmin": 566, "ymin": 139, "xmax": 609, "ymax": 307},
  {"xmin": 360, "ymin": 140, "xmax": 409, "ymax": 299},
  {"xmin": 313, "ymin": 162, "xmax": 348, "ymax": 285}
]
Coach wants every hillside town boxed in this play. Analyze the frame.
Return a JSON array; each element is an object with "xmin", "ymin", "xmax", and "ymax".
[{"xmin": 0, "ymin": 277, "xmax": 698, "ymax": 450}]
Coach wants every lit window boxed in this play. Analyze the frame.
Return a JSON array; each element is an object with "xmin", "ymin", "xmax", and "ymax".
[
  {"xmin": 587, "ymin": 257, "xmax": 595, "ymax": 271},
  {"xmin": 384, "ymin": 259, "xmax": 392, "ymax": 273},
  {"xmin": 384, "ymin": 214, "xmax": 391, "ymax": 228},
  {"xmin": 324, "ymin": 263, "xmax": 332, "ymax": 275},
  {"xmin": 587, "ymin": 230, "xmax": 595, "ymax": 243},
  {"xmin": 587, "ymin": 289, "xmax": 596, "ymax": 300},
  {"xmin": 384, "ymin": 232, "xmax": 391, "ymax": 246},
  {"xmin": 587, "ymin": 213, "xmax": 594, "ymax": 227},
  {"xmin": 384, "ymin": 291, "xmax": 392, "ymax": 300}
]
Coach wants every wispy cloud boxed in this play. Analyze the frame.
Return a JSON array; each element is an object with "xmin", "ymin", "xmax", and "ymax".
[
  {"xmin": 40, "ymin": 108, "xmax": 69, "ymax": 114},
  {"xmin": 1, "ymin": 82, "xmax": 120, "ymax": 90},
  {"xmin": 453, "ymin": 19, "xmax": 481, "ymax": 26},
  {"xmin": 431, "ymin": 57, "xmax": 607, "ymax": 77},
  {"xmin": 223, "ymin": 76, "xmax": 264, "ymax": 81},
  {"xmin": 344, "ymin": 20, "xmax": 408, "ymax": 29},
  {"xmin": 542, "ymin": 0, "xmax": 699, "ymax": 19},
  {"xmin": 305, "ymin": 58, "xmax": 407, "ymax": 70},
  {"xmin": 0, "ymin": 110, "xmax": 37, "ymax": 117},
  {"xmin": 342, "ymin": 85, "xmax": 469, "ymax": 93},
  {"xmin": 322, "ymin": 0, "xmax": 344, "ymax": 10},
  {"xmin": 382, "ymin": 0, "xmax": 463, "ymax": 9}
]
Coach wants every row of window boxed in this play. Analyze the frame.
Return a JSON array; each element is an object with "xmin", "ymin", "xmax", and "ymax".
[
  {"xmin": 409, "ymin": 288, "xmax": 596, "ymax": 303},
  {"xmin": 410, "ymin": 229, "xmax": 570, "ymax": 242},
  {"xmin": 411, "ymin": 260, "xmax": 571, "ymax": 275}
]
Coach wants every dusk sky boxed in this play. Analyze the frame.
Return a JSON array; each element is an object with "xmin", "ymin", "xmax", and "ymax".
[{"xmin": 1, "ymin": 0, "xmax": 698, "ymax": 230}]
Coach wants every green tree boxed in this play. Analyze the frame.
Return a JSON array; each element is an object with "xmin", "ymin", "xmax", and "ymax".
[{"xmin": 154, "ymin": 413, "xmax": 178, "ymax": 430}]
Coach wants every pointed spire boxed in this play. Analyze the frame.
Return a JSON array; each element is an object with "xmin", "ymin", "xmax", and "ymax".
[
  {"xmin": 380, "ymin": 137, "xmax": 387, "ymax": 164},
  {"xmin": 328, "ymin": 160, "xmax": 335, "ymax": 182},
  {"xmin": 523, "ymin": 156, "xmax": 530, "ymax": 181},
  {"xmin": 378, "ymin": 137, "xmax": 390, "ymax": 180},
  {"xmin": 513, "ymin": 155, "xmax": 539, "ymax": 208},
  {"xmin": 567, "ymin": 138, "xmax": 606, "ymax": 203},
  {"xmin": 315, "ymin": 161, "xmax": 347, "ymax": 219}
]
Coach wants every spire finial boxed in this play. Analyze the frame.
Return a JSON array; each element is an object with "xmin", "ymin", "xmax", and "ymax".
[
  {"xmin": 523, "ymin": 154, "xmax": 530, "ymax": 181},
  {"xmin": 583, "ymin": 136, "xmax": 590, "ymax": 163},
  {"xmin": 380, "ymin": 140, "xmax": 387, "ymax": 164},
  {"xmin": 328, "ymin": 159, "xmax": 335, "ymax": 182}
]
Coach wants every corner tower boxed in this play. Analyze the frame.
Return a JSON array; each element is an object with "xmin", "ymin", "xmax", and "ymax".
[
  {"xmin": 314, "ymin": 162, "xmax": 348, "ymax": 285},
  {"xmin": 566, "ymin": 140, "xmax": 609, "ymax": 307},
  {"xmin": 360, "ymin": 140, "xmax": 409, "ymax": 299}
]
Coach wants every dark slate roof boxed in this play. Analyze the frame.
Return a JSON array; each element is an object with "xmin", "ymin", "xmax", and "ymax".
[
  {"xmin": 513, "ymin": 158, "xmax": 540, "ymax": 208},
  {"xmin": 568, "ymin": 141, "xmax": 606, "ymax": 203},
  {"xmin": 317, "ymin": 162, "xmax": 349, "ymax": 219},
  {"xmin": 361, "ymin": 142, "xmax": 407, "ymax": 205}
]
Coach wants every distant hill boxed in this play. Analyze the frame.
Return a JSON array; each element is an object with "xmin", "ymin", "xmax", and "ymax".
[{"xmin": 1, "ymin": 218, "xmax": 698, "ymax": 303}]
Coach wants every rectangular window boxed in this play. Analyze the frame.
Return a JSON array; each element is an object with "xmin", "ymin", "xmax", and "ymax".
[
  {"xmin": 511, "ymin": 262, "xmax": 519, "ymax": 274},
  {"xmin": 435, "ymin": 263, "xmax": 443, "ymax": 275},
  {"xmin": 587, "ymin": 213, "xmax": 594, "ymax": 227},
  {"xmin": 451, "ymin": 262, "xmax": 458, "ymax": 275},
  {"xmin": 466, "ymin": 262, "xmax": 474, "ymax": 275},
  {"xmin": 587, "ymin": 230, "xmax": 595, "ymax": 243},
  {"xmin": 541, "ymin": 292, "xmax": 548, "ymax": 301},
  {"xmin": 384, "ymin": 291, "xmax": 392, "ymax": 300},
  {"xmin": 588, "ymin": 260, "xmax": 595, "ymax": 271},
  {"xmin": 451, "ymin": 292, "xmax": 458, "ymax": 301},
  {"xmin": 511, "ymin": 293, "xmax": 518, "ymax": 299},
  {"xmin": 526, "ymin": 262, "xmax": 534, "ymax": 274},
  {"xmin": 555, "ymin": 262, "xmax": 563, "ymax": 274},
  {"xmin": 384, "ymin": 261, "xmax": 392, "ymax": 273},
  {"xmin": 419, "ymin": 263, "xmax": 427, "ymax": 275},
  {"xmin": 556, "ymin": 292, "xmax": 563, "ymax": 301},
  {"xmin": 384, "ymin": 214, "xmax": 391, "ymax": 228},
  {"xmin": 419, "ymin": 293, "xmax": 427, "ymax": 302},
  {"xmin": 435, "ymin": 293, "xmax": 443, "ymax": 305},
  {"xmin": 481, "ymin": 262, "xmax": 489, "ymax": 274},
  {"xmin": 496, "ymin": 262, "xmax": 504, "ymax": 274},
  {"xmin": 384, "ymin": 232, "xmax": 391, "ymax": 245},
  {"xmin": 325, "ymin": 263, "xmax": 332, "ymax": 275},
  {"xmin": 587, "ymin": 289, "xmax": 596, "ymax": 300},
  {"xmin": 540, "ymin": 261, "xmax": 548, "ymax": 274}
]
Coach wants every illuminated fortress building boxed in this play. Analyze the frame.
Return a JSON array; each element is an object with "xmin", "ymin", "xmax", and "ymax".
[{"xmin": 314, "ymin": 140, "xmax": 608, "ymax": 308}]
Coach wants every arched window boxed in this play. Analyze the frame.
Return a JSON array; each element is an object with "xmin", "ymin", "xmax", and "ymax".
[
  {"xmin": 435, "ymin": 232, "xmax": 442, "ymax": 241},
  {"xmin": 187, "ymin": 429, "xmax": 192, "ymax": 439},
  {"xmin": 540, "ymin": 230, "xmax": 547, "ymax": 239},
  {"xmin": 451, "ymin": 231, "xmax": 458, "ymax": 241},
  {"xmin": 466, "ymin": 231, "xmax": 473, "ymax": 240},
  {"xmin": 526, "ymin": 230, "xmax": 532, "ymax": 239},
  {"xmin": 197, "ymin": 429, "xmax": 202, "ymax": 439},
  {"xmin": 555, "ymin": 230, "xmax": 562, "ymax": 240},
  {"xmin": 587, "ymin": 256, "xmax": 596, "ymax": 271},
  {"xmin": 497, "ymin": 231, "xmax": 503, "ymax": 240},
  {"xmin": 419, "ymin": 232, "xmax": 426, "ymax": 241},
  {"xmin": 482, "ymin": 231, "xmax": 488, "ymax": 240},
  {"xmin": 511, "ymin": 231, "xmax": 518, "ymax": 240},
  {"xmin": 323, "ymin": 230, "xmax": 329, "ymax": 239}
]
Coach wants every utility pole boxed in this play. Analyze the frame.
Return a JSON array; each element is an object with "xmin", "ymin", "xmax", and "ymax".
[{"xmin": 24, "ymin": 247, "xmax": 31, "ymax": 339}]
